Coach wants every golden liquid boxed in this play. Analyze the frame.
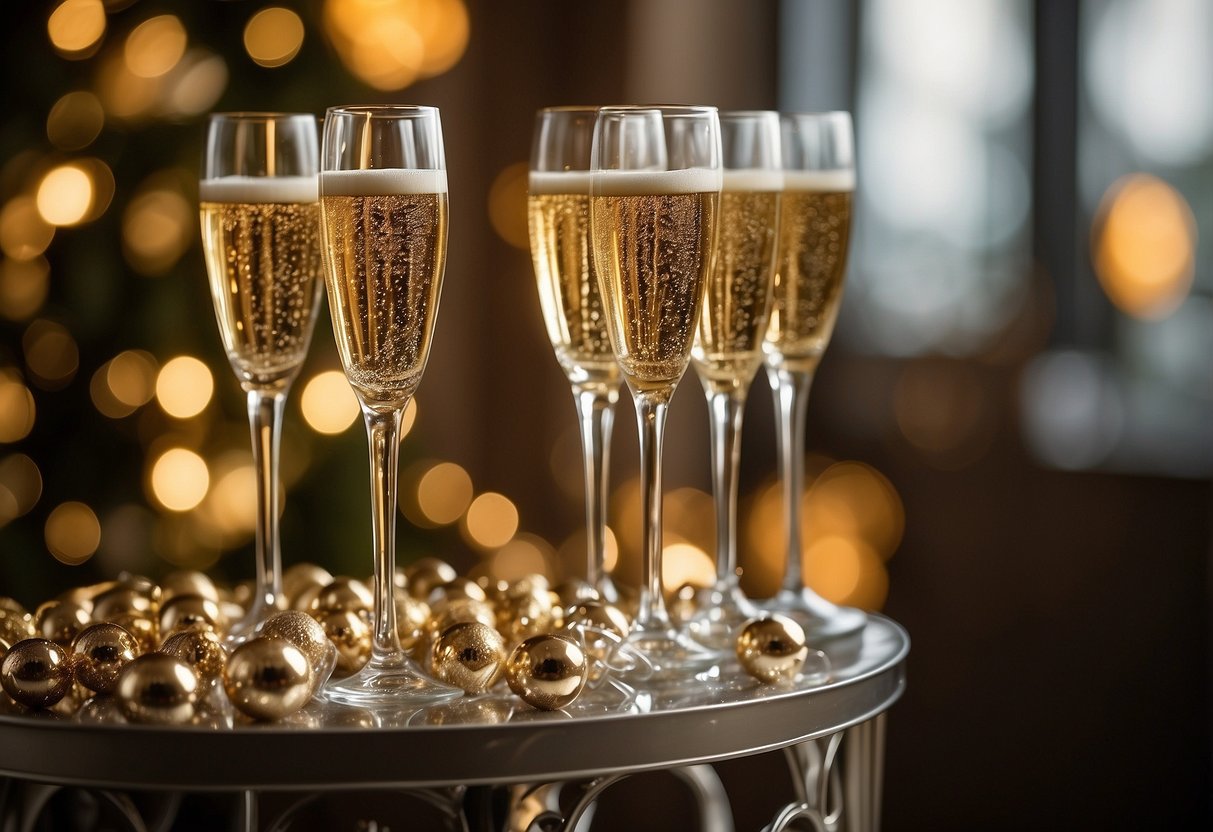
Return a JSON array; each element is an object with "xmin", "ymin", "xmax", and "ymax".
[
  {"xmin": 320, "ymin": 193, "xmax": 447, "ymax": 406},
  {"xmin": 200, "ymin": 201, "xmax": 323, "ymax": 388},
  {"xmin": 591, "ymin": 192, "xmax": 718, "ymax": 397},
  {"xmin": 527, "ymin": 192, "xmax": 619, "ymax": 389},
  {"xmin": 764, "ymin": 191, "xmax": 853, "ymax": 371},
  {"xmin": 692, "ymin": 191, "xmax": 779, "ymax": 389}
]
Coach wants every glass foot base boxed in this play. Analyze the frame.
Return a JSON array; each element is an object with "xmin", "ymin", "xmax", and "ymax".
[
  {"xmin": 685, "ymin": 582, "xmax": 759, "ymax": 651},
  {"xmin": 321, "ymin": 653, "xmax": 461, "ymax": 707},
  {"xmin": 225, "ymin": 596, "xmax": 285, "ymax": 646},
  {"xmin": 762, "ymin": 588, "xmax": 867, "ymax": 641},
  {"xmin": 615, "ymin": 624, "xmax": 726, "ymax": 687}
]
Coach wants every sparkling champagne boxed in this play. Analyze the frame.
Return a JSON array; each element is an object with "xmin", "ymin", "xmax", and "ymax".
[
  {"xmin": 528, "ymin": 172, "xmax": 619, "ymax": 389},
  {"xmin": 692, "ymin": 169, "xmax": 781, "ymax": 389},
  {"xmin": 199, "ymin": 176, "xmax": 322, "ymax": 388},
  {"xmin": 591, "ymin": 170, "xmax": 720, "ymax": 396},
  {"xmin": 764, "ymin": 170, "xmax": 854, "ymax": 372},
  {"xmin": 320, "ymin": 169, "xmax": 448, "ymax": 406}
]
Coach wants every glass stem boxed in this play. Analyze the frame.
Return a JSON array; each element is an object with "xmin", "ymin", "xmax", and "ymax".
[
  {"xmin": 771, "ymin": 367, "xmax": 815, "ymax": 595},
  {"xmin": 706, "ymin": 387, "xmax": 746, "ymax": 589},
  {"xmin": 573, "ymin": 384, "xmax": 617, "ymax": 587},
  {"xmin": 634, "ymin": 395, "xmax": 671, "ymax": 631},
  {"xmin": 247, "ymin": 388, "xmax": 286, "ymax": 616},
  {"xmin": 363, "ymin": 404, "xmax": 405, "ymax": 661}
]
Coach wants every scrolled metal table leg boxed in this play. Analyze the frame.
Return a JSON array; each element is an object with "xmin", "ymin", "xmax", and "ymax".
[
  {"xmin": 670, "ymin": 765, "xmax": 734, "ymax": 832},
  {"xmin": 767, "ymin": 731, "xmax": 844, "ymax": 832},
  {"xmin": 843, "ymin": 714, "xmax": 887, "ymax": 832}
]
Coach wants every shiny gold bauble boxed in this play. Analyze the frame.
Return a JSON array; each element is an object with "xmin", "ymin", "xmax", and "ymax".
[
  {"xmin": 505, "ymin": 634, "xmax": 588, "ymax": 711},
  {"xmin": 159, "ymin": 594, "xmax": 226, "ymax": 638},
  {"xmin": 554, "ymin": 579, "xmax": 600, "ymax": 607},
  {"xmin": 428, "ymin": 598, "xmax": 496, "ymax": 639},
  {"xmin": 404, "ymin": 558, "xmax": 457, "ymax": 600},
  {"xmin": 313, "ymin": 608, "xmax": 371, "ymax": 676},
  {"xmin": 499, "ymin": 589, "xmax": 555, "ymax": 643},
  {"xmin": 108, "ymin": 613, "xmax": 158, "ymax": 653},
  {"xmin": 116, "ymin": 573, "xmax": 161, "ymax": 602},
  {"xmin": 35, "ymin": 601, "xmax": 92, "ymax": 646},
  {"xmin": 476, "ymin": 576, "xmax": 511, "ymax": 606},
  {"xmin": 505, "ymin": 574, "xmax": 551, "ymax": 602},
  {"xmin": 260, "ymin": 610, "xmax": 330, "ymax": 672},
  {"xmin": 282, "ymin": 563, "xmax": 334, "ymax": 602},
  {"xmin": 161, "ymin": 570, "xmax": 219, "ymax": 604},
  {"xmin": 395, "ymin": 594, "xmax": 431, "ymax": 652},
  {"xmin": 56, "ymin": 585, "xmax": 97, "ymax": 612},
  {"xmin": 430, "ymin": 622, "xmax": 507, "ymax": 694},
  {"xmin": 159, "ymin": 629, "xmax": 227, "ymax": 685},
  {"xmin": 290, "ymin": 581, "xmax": 325, "ymax": 613},
  {"xmin": 0, "ymin": 638, "xmax": 74, "ymax": 708},
  {"xmin": 71, "ymin": 623, "xmax": 141, "ymax": 695},
  {"xmin": 224, "ymin": 637, "xmax": 314, "ymax": 721},
  {"xmin": 310, "ymin": 577, "xmax": 373, "ymax": 617},
  {"xmin": 427, "ymin": 578, "xmax": 487, "ymax": 606},
  {"xmin": 736, "ymin": 614, "xmax": 809, "ymax": 684},
  {"xmin": 564, "ymin": 600, "xmax": 630, "ymax": 659},
  {"xmin": 92, "ymin": 587, "xmax": 156, "ymax": 622},
  {"xmin": 0, "ymin": 609, "xmax": 36, "ymax": 646},
  {"xmin": 0, "ymin": 597, "xmax": 28, "ymax": 617},
  {"xmin": 115, "ymin": 653, "xmax": 199, "ymax": 724}
]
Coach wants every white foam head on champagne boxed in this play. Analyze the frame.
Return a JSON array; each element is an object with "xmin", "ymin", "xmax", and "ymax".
[
  {"xmin": 722, "ymin": 169, "xmax": 783, "ymax": 193},
  {"xmin": 782, "ymin": 169, "xmax": 855, "ymax": 192},
  {"xmin": 199, "ymin": 176, "xmax": 318, "ymax": 204},
  {"xmin": 528, "ymin": 171, "xmax": 594, "ymax": 195},
  {"xmin": 590, "ymin": 168, "xmax": 723, "ymax": 196},
  {"xmin": 320, "ymin": 169, "xmax": 448, "ymax": 196}
]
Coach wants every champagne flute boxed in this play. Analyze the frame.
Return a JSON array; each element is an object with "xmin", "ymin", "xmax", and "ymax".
[
  {"xmin": 687, "ymin": 111, "xmax": 782, "ymax": 649},
  {"xmin": 200, "ymin": 113, "xmax": 323, "ymax": 640},
  {"xmin": 528, "ymin": 107, "xmax": 620, "ymax": 601},
  {"xmin": 318, "ymin": 105, "xmax": 460, "ymax": 705},
  {"xmin": 590, "ymin": 105, "xmax": 724, "ymax": 680},
  {"xmin": 762, "ymin": 112, "xmax": 866, "ymax": 639}
]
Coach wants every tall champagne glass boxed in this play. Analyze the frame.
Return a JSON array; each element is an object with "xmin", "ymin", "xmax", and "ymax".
[
  {"xmin": 200, "ymin": 113, "xmax": 323, "ymax": 640},
  {"xmin": 762, "ymin": 112, "xmax": 866, "ymax": 639},
  {"xmin": 528, "ymin": 107, "xmax": 620, "ymax": 601},
  {"xmin": 319, "ymin": 105, "xmax": 460, "ymax": 705},
  {"xmin": 590, "ymin": 106, "xmax": 723, "ymax": 680},
  {"xmin": 687, "ymin": 111, "xmax": 782, "ymax": 649}
]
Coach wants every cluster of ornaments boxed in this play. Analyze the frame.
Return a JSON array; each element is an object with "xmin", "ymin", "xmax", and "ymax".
[{"xmin": 0, "ymin": 559, "xmax": 816, "ymax": 724}]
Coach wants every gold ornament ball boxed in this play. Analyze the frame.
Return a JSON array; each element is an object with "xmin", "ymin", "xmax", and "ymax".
[
  {"xmin": 159, "ymin": 594, "xmax": 226, "ymax": 638},
  {"xmin": 313, "ymin": 608, "xmax": 371, "ymax": 676},
  {"xmin": 224, "ymin": 637, "xmax": 314, "ymax": 721},
  {"xmin": 0, "ymin": 597, "xmax": 28, "ymax": 617},
  {"xmin": 115, "ymin": 653, "xmax": 199, "ymax": 724},
  {"xmin": 0, "ymin": 638, "xmax": 74, "ymax": 708},
  {"xmin": 108, "ymin": 613, "xmax": 158, "ymax": 654},
  {"xmin": 428, "ymin": 578, "xmax": 487, "ymax": 606},
  {"xmin": 404, "ymin": 558, "xmax": 457, "ymax": 600},
  {"xmin": 71, "ymin": 623, "xmax": 141, "ymax": 695},
  {"xmin": 431, "ymin": 622, "xmax": 507, "ymax": 694},
  {"xmin": 116, "ymin": 573, "xmax": 161, "ymax": 601},
  {"xmin": 35, "ymin": 601, "xmax": 92, "ymax": 646},
  {"xmin": 736, "ymin": 614, "xmax": 810, "ymax": 684},
  {"xmin": 0, "ymin": 610, "xmax": 36, "ymax": 646},
  {"xmin": 159, "ymin": 629, "xmax": 227, "ymax": 685},
  {"xmin": 310, "ymin": 577, "xmax": 373, "ymax": 617},
  {"xmin": 554, "ymin": 579, "xmax": 600, "ymax": 607},
  {"xmin": 427, "ymin": 598, "xmax": 496, "ymax": 640},
  {"xmin": 92, "ymin": 587, "xmax": 155, "ymax": 622},
  {"xmin": 395, "ymin": 594, "xmax": 431, "ymax": 652},
  {"xmin": 260, "ymin": 610, "xmax": 331, "ymax": 673},
  {"xmin": 505, "ymin": 634, "xmax": 588, "ymax": 711},
  {"xmin": 282, "ymin": 563, "xmax": 334, "ymax": 603},
  {"xmin": 499, "ymin": 589, "xmax": 555, "ymax": 642},
  {"xmin": 161, "ymin": 570, "xmax": 220, "ymax": 604}
]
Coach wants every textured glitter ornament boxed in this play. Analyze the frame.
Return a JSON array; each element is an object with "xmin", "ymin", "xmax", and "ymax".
[
  {"xmin": 499, "ymin": 589, "xmax": 555, "ymax": 643},
  {"xmin": 404, "ymin": 558, "xmax": 457, "ymax": 600},
  {"xmin": 0, "ymin": 609, "xmax": 36, "ymax": 646},
  {"xmin": 310, "ymin": 578, "xmax": 373, "ymax": 616},
  {"xmin": 431, "ymin": 622, "xmax": 507, "ymax": 694},
  {"xmin": 313, "ymin": 608, "xmax": 371, "ymax": 676},
  {"xmin": 224, "ymin": 637, "xmax": 314, "ymax": 721},
  {"xmin": 159, "ymin": 629, "xmax": 227, "ymax": 685},
  {"xmin": 71, "ymin": 623, "xmax": 141, "ymax": 695},
  {"xmin": 1, "ymin": 638, "xmax": 74, "ymax": 708},
  {"xmin": 35, "ymin": 601, "xmax": 91, "ymax": 646},
  {"xmin": 115, "ymin": 654, "xmax": 199, "ymax": 724},
  {"xmin": 505, "ymin": 634, "xmax": 588, "ymax": 711},
  {"xmin": 108, "ymin": 613, "xmax": 158, "ymax": 654},
  {"xmin": 428, "ymin": 598, "xmax": 497, "ymax": 640},
  {"xmin": 158, "ymin": 594, "xmax": 226, "ymax": 638},
  {"xmin": 260, "ymin": 610, "xmax": 331, "ymax": 673},
  {"xmin": 736, "ymin": 615, "xmax": 809, "ymax": 684}
]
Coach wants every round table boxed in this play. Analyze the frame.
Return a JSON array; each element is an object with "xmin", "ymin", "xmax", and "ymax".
[{"xmin": 0, "ymin": 615, "xmax": 907, "ymax": 831}]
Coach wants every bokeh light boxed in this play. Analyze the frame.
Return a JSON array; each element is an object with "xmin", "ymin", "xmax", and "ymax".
[
  {"xmin": 244, "ymin": 7, "xmax": 306, "ymax": 68},
  {"xmin": 300, "ymin": 370, "xmax": 360, "ymax": 434},
  {"xmin": 45, "ymin": 501, "xmax": 102, "ymax": 565},
  {"xmin": 894, "ymin": 360, "xmax": 994, "ymax": 469},
  {"xmin": 661, "ymin": 542, "xmax": 716, "ymax": 592},
  {"xmin": 488, "ymin": 163, "xmax": 529, "ymax": 250},
  {"xmin": 125, "ymin": 15, "xmax": 188, "ymax": 79},
  {"xmin": 463, "ymin": 492, "xmax": 519, "ymax": 549},
  {"xmin": 416, "ymin": 462, "xmax": 473, "ymax": 526},
  {"xmin": 0, "ymin": 376, "xmax": 36, "ymax": 443},
  {"xmin": 167, "ymin": 51, "xmax": 229, "ymax": 117},
  {"xmin": 0, "ymin": 454, "xmax": 42, "ymax": 526},
  {"xmin": 149, "ymin": 448, "xmax": 210, "ymax": 512},
  {"xmin": 322, "ymin": 0, "xmax": 470, "ymax": 90},
  {"xmin": 48, "ymin": 0, "xmax": 107, "ymax": 59},
  {"xmin": 0, "ymin": 198, "xmax": 56, "ymax": 260},
  {"xmin": 47, "ymin": 91, "xmax": 105, "ymax": 150},
  {"xmin": 156, "ymin": 356, "xmax": 213, "ymax": 419},
  {"xmin": 122, "ymin": 177, "xmax": 194, "ymax": 275},
  {"xmin": 803, "ymin": 535, "xmax": 888, "ymax": 610},
  {"xmin": 0, "ymin": 257, "xmax": 51, "ymax": 321},
  {"xmin": 489, "ymin": 535, "xmax": 553, "ymax": 582},
  {"xmin": 197, "ymin": 452, "xmax": 258, "ymax": 541},
  {"xmin": 23, "ymin": 319, "xmax": 79, "ymax": 390},
  {"xmin": 107, "ymin": 350, "xmax": 158, "ymax": 408},
  {"xmin": 96, "ymin": 50, "xmax": 161, "ymax": 121},
  {"xmin": 804, "ymin": 462, "xmax": 905, "ymax": 559},
  {"xmin": 36, "ymin": 164, "xmax": 93, "ymax": 227},
  {"xmin": 1093, "ymin": 174, "xmax": 1196, "ymax": 320}
]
